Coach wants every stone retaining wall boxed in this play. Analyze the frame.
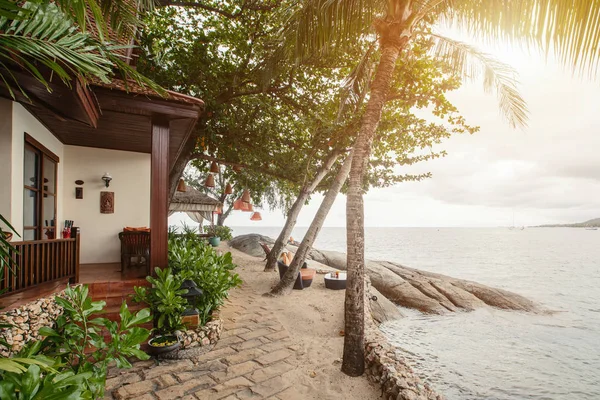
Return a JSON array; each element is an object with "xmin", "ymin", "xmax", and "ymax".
[
  {"xmin": 179, "ymin": 315, "xmax": 223, "ymax": 349},
  {"xmin": 0, "ymin": 289, "xmax": 67, "ymax": 357},
  {"xmin": 364, "ymin": 278, "xmax": 444, "ymax": 400}
]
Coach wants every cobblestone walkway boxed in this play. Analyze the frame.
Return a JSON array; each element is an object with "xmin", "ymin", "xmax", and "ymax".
[{"xmin": 105, "ymin": 286, "xmax": 301, "ymax": 400}]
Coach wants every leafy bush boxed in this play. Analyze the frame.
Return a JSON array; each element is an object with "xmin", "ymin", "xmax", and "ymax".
[
  {"xmin": 169, "ymin": 236, "xmax": 241, "ymax": 325},
  {"xmin": 0, "ymin": 285, "xmax": 152, "ymax": 399},
  {"xmin": 133, "ymin": 267, "xmax": 188, "ymax": 334},
  {"xmin": 203, "ymin": 225, "xmax": 233, "ymax": 241}
]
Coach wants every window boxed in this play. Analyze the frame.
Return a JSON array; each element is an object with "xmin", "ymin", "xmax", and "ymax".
[{"xmin": 23, "ymin": 134, "xmax": 58, "ymax": 241}]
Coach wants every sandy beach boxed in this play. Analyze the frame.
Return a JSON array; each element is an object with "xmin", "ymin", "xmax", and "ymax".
[{"xmin": 218, "ymin": 241, "xmax": 380, "ymax": 399}]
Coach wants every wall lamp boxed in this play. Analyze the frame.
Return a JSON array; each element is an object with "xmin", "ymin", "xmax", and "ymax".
[{"xmin": 102, "ymin": 172, "xmax": 112, "ymax": 188}]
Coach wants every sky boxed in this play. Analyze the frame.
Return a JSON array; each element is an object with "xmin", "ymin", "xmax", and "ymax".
[{"xmin": 171, "ymin": 33, "xmax": 600, "ymax": 229}]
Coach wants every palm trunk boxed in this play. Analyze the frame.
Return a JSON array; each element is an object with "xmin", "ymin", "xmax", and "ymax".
[
  {"xmin": 264, "ymin": 151, "xmax": 341, "ymax": 271},
  {"xmin": 342, "ymin": 32, "xmax": 408, "ymax": 376},
  {"xmin": 267, "ymin": 152, "xmax": 353, "ymax": 296}
]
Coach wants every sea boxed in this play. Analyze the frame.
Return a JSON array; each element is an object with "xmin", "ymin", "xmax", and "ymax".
[{"xmin": 230, "ymin": 226, "xmax": 600, "ymax": 400}]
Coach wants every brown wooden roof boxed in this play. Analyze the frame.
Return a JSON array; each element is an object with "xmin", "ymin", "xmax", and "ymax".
[
  {"xmin": 89, "ymin": 77, "xmax": 204, "ymax": 107},
  {"xmin": 0, "ymin": 68, "xmax": 204, "ymax": 173}
]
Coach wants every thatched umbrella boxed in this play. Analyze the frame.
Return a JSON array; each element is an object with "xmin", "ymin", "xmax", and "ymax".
[{"xmin": 169, "ymin": 187, "xmax": 222, "ymax": 225}]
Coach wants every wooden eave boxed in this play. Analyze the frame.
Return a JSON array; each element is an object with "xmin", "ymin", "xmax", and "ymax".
[{"xmin": 0, "ymin": 73, "xmax": 204, "ymax": 172}]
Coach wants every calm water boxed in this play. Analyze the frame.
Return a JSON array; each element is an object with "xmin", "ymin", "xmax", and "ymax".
[{"xmin": 231, "ymin": 227, "xmax": 600, "ymax": 400}]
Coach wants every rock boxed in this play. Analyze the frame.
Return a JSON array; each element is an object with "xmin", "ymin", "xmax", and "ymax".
[
  {"xmin": 231, "ymin": 234, "xmax": 541, "ymax": 315},
  {"xmin": 369, "ymin": 287, "xmax": 403, "ymax": 324},
  {"xmin": 228, "ymin": 234, "xmax": 276, "ymax": 258}
]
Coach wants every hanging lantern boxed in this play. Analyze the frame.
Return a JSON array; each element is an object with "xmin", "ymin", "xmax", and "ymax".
[
  {"xmin": 204, "ymin": 174, "xmax": 215, "ymax": 187},
  {"xmin": 242, "ymin": 203, "xmax": 254, "ymax": 212},
  {"xmin": 241, "ymin": 189, "xmax": 251, "ymax": 203},
  {"xmin": 177, "ymin": 178, "xmax": 187, "ymax": 192},
  {"xmin": 250, "ymin": 212, "xmax": 262, "ymax": 221},
  {"xmin": 224, "ymin": 183, "xmax": 233, "ymax": 194},
  {"xmin": 213, "ymin": 206, "xmax": 223, "ymax": 215},
  {"xmin": 233, "ymin": 165, "xmax": 243, "ymax": 173},
  {"xmin": 209, "ymin": 161, "xmax": 219, "ymax": 174},
  {"xmin": 233, "ymin": 198, "xmax": 244, "ymax": 210}
]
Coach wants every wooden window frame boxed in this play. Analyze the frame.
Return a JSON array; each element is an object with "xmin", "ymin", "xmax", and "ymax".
[{"xmin": 23, "ymin": 133, "xmax": 59, "ymax": 241}]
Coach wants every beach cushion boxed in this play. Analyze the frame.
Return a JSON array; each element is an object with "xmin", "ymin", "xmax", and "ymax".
[
  {"xmin": 300, "ymin": 269, "xmax": 316, "ymax": 280},
  {"xmin": 124, "ymin": 227, "xmax": 150, "ymax": 232}
]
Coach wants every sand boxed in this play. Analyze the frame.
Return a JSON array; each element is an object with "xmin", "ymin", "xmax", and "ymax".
[{"xmin": 219, "ymin": 242, "xmax": 380, "ymax": 399}]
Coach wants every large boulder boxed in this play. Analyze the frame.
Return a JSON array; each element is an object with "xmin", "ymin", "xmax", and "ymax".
[
  {"xmin": 230, "ymin": 234, "xmax": 541, "ymax": 315},
  {"xmin": 228, "ymin": 234, "xmax": 275, "ymax": 258}
]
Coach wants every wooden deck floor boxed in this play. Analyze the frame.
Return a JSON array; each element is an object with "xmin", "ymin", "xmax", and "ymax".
[
  {"xmin": 0, "ymin": 263, "xmax": 147, "ymax": 310},
  {"xmin": 80, "ymin": 263, "xmax": 147, "ymax": 284}
]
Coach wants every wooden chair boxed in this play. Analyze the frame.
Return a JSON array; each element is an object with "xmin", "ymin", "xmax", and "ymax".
[
  {"xmin": 118, "ymin": 231, "xmax": 150, "ymax": 274},
  {"xmin": 277, "ymin": 261, "xmax": 316, "ymax": 290}
]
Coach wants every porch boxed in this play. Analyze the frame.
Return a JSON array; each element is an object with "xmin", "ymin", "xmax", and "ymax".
[
  {"xmin": 0, "ymin": 237, "xmax": 148, "ymax": 310},
  {"xmin": 0, "ymin": 76, "xmax": 204, "ymax": 308}
]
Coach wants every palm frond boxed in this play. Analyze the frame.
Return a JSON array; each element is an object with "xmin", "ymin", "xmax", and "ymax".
[
  {"xmin": 337, "ymin": 42, "xmax": 376, "ymax": 120},
  {"xmin": 281, "ymin": 0, "xmax": 385, "ymax": 62},
  {"xmin": 55, "ymin": 0, "xmax": 155, "ymax": 41},
  {"xmin": 445, "ymin": 0, "xmax": 600, "ymax": 77},
  {"xmin": 429, "ymin": 33, "xmax": 528, "ymax": 128},
  {"xmin": 108, "ymin": 54, "xmax": 167, "ymax": 96},
  {"xmin": 0, "ymin": 0, "xmax": 28, "ymax": 20},
  {"xmin": 0, "ymin": 2, "xmax": 113, "ymax": 95}
]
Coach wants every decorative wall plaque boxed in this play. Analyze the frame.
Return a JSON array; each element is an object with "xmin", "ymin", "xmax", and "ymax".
[
  {"xmin": 75, "ymin": 180, "xmax": 84, "ymax": 185},
  {"xmin": 75, "ymin": 187, "xmax": 83, "ymax": 199},
  {"xmin": 100, "ymin": 191, "xmax": 114, "ymax": 214}
]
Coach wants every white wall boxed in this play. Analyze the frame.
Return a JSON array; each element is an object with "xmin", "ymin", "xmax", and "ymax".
[
  {"xmin": 7, "ymin": 104, "xmax": 64, "ymax": 236},
  {"xmin": 0, "ymin": 99, "xmax": 12, "ymax": 222},
  {"xmin": 62, "ymin": 146, "xmax": 150, "ymax": 264}
]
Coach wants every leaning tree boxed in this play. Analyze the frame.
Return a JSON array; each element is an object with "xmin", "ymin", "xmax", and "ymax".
[{"xmin": 268, "ymin": 37, "xmax": 481, "ymax": 296}]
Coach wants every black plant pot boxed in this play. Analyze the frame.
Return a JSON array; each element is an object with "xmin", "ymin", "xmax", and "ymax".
[{"xmin": 147, "ymin": 334, "xmax": 181, "ymax": 356}]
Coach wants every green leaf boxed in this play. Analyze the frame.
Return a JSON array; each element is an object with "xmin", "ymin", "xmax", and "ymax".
[
  {"xmin": 0, "ymin": 358, "xmax": 27, "ymax": 373},
  {"xmin": 38, "ymin": 327, "xmax": 59, "ymax": 338},
  {"xmin": 21, "ymin": 364, "xmax": 41, "ymax": 398},
  {"xmin": 0, "ymin": 381, "xmax": 17, "ymax": 400}
]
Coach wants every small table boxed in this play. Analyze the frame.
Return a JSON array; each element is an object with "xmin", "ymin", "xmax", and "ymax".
[{"xmin": 324, "ymin": 272, "xmax": 347, "ymax": 290}]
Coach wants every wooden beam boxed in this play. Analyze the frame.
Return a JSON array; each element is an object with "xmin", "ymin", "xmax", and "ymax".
[
  {"xmin": 95, "ymin": 88, "xmax": 201, "ymax": 120},
  {"xmin": 150, "ymin": 116, "xmax": 170, "ymax": 273}
]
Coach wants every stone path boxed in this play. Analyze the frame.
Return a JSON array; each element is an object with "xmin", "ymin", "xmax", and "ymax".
[{"xmin": 105, "ymin": 286, "xmax": 302, "ymax": 400}]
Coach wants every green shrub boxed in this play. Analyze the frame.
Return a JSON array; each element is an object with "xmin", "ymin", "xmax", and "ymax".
[
  {"xmin": 0, "ymin": 285, "xmax": 152, "ymax": 399},
  {"xmin": 168, "ymin": 236, "xmax": 241, "ymax": 325},
  {"xmin": 133, "ymin": 267, "xmax": 188, "ymax": 334}
]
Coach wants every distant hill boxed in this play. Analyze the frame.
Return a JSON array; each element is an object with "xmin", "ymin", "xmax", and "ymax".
[{"xmin": 535, "ymin": 218, "xmax": 600, "ymax": 228}]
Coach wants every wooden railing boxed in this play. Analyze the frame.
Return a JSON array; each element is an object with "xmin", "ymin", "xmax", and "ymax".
[{"xmin": 0, "ymin": 235, "xmax": 80, "ymax": 297}]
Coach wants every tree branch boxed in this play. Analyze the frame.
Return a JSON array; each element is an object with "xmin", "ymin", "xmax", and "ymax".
[
  {"xmin": 158, "ymin": 0, "xmax": 236, "ymax": 18},
  {"xmin": 158, "ymin": 0, "xmax": 282, "ymax": 19},
  {"xmin": 190, "ymin": 153, "xmax": 301, "ymax": 183}
]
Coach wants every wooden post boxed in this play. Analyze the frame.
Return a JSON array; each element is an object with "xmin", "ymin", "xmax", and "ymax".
[
  {"xmin": 73, "ymin": 232, "xmax": 80, "ymax": 284},
  {"xmin": 150, "ymin": 116, "xmax": 170, "ymax": 274}
]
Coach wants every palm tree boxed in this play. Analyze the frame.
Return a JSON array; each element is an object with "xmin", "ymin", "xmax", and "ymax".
[
  {"xmin": 0, "ymin": 0, "xmax": 160, "ymax": 100},
  {"xmin": 286, "ymin": 0, "xmax": 600, "ymax": 377}
]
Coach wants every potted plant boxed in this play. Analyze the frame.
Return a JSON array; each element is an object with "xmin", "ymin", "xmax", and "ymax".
[
  {"xmin": 133, "ymin": 267, "xmax": 188, "ymax": 355},
  {"xmin": 206, "ymin": 224, "xmax": 221, "ymax": 247},
  {"xmin": 147, "ymin": 334, "xmax": 181, "ymax": 356},
  {"xmin": 204, "ymin": 225, "xmax": 232, "ymax": 247}
]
